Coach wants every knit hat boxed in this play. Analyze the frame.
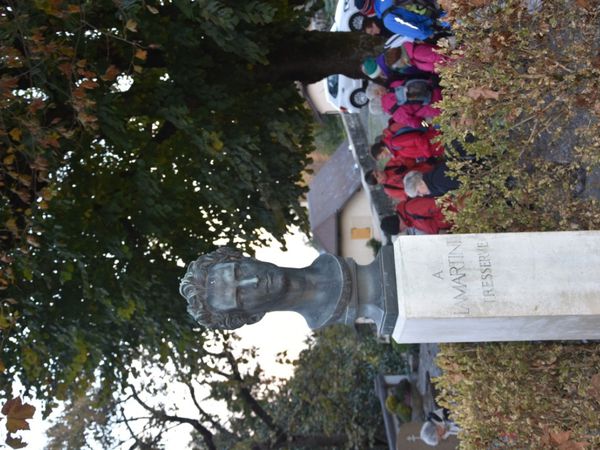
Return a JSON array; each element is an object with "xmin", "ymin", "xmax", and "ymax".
[
  {"xmin": 380, "ymin": 215, "xmax": 400, "ymax": 235},
  {"xmin": 361, "ymin": 58, "xmax": 382, "ymax": 79}
]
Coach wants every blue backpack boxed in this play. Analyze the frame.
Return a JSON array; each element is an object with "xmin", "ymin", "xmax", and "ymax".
[
  {"xmin": 388, "ymin": 0, "xmax": 442, "ymax": 18},
  {"xmin": 375, "ymin": 0, "xmax": 441, "ymax": 40},
  {"xmin": 394, "ymin": 79, "xmax": 433, "ymax": 105}
]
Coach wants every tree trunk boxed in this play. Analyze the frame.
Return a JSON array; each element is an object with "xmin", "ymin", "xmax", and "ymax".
[{"xmin": 258, "ymin": 31, "xmax": 386, "ymax": 84}]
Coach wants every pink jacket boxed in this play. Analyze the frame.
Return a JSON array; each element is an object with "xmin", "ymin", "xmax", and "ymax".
[
  {"xmin": 381, "ymin": 80, "xmax": 442, "ymax": 128},
  {"xmin": 402, "ymin": 42, "xmax": 449, "ymax": 73}
]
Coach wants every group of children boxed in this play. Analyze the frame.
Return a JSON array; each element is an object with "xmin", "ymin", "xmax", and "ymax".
[
  {"xmin": 352, "ymin": 5, "xmax": 464, "ymax": 443},
  {"xmin": 355, "ymin": 0, "xmax": 463, "ymax": 236}
]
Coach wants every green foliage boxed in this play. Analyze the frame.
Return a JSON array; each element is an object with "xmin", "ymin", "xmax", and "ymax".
[
  {"xmin": 46, "ymin": 389, "xmax": 113, "ymax": 450},
  {"xmin": 312, "ymin": 115, "xmax": 346, "ymax": 156},
  {"xmin": 366, "ymin": 237, "xmax": 383, "ymax": 257},
  {"xmin": 45, "ymin": 327, "xmax": 407, "ymax": 450},
  {"xmin": 435, "ymin": 342, "xmax": 600, "ymax": 449},
  {"xmin": 431, "ymin": 2, "xmax": 600, "ymax": 448},
  {"xmin": 0, "ymin": 0, "xmax": 318, "ymax": 405},
  {"xmin": 435, "ymin": 0, "xmax": 600, "ymax": 233},
  {"xmin": 263, "ymin": 325, "xmax": 407, "ymax": 449},
  {"xmin": 46, "ymin": 330, "xmax": 241, "ymax": 449}
]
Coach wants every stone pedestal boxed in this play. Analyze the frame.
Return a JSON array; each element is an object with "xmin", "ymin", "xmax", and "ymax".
[{"xmin": 392, "ymin": 231, "xmax": 600, "ymax": 343}]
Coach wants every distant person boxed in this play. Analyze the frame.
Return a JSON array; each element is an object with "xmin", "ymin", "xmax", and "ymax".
[
  {"xmin": 370, "ymin": 136, "xmax": 425, "ymax": 169},
  {"xmin": 365, "ymin": 160, "xmax": 434, "ymax": 203},
  {"xmin": 420, "ymin": 408, "xmax": 460, "ymax": 446},
  {"xmin": 370, "ymin": 136, "xmax": 394, "ymax": 168},
  {"xmin": 382, "ymin": 123, "xmax": 443, "ymax": 157},
  {"xmin": 384, "ymin": 41, "xmax": 450, "ymax": 73},
  {"xmin": 361, "ymin": 53, "xmax": 433, "ymax": 85},
  {"xmin": 383, "ymin": 78, "xmax": 443, "ymax": 127},
  {"xmin": 364, "ymin": 77, "xmax": 442, "ymax": 128},
  {"xmin": 381, "ymin": 197, "xmax": 454, "ymax": 235},
  {"xmin": 362, "ymin": 16, "xmax": 394, "ymax": 38},
  {"xmin": 403, "ymin": 161, "xmax": 460, "ymax": 198},
  {"xmin": 370, "ymin": 127, "xmax": 444, "ymax": 162}
]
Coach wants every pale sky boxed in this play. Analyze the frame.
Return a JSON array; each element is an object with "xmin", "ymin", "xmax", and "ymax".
[
  {"xmin": 237, "ymin": 227, "xmax": 317, "ymax": 378},
  {"xmin": 15, "ymin": 228, "xmax": 317, "ymax": 449}
]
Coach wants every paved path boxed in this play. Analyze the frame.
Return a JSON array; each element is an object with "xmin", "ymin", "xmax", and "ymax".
[{"xmin": 342, "ymin": 112, "xmax": 443, "ymax": 415}]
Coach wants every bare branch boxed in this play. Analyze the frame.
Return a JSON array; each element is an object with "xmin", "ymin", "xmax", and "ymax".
[
  {"xmin": 187, "ymin": 381, "xmax": 233, "ymax": 438},
  {"xmin": 166, "ymin": 347, "xmax": 233, "ymax": 437},
  {"xmin": 223, "ymin": 351, "xmax": 284, "ymax": 437},
  {"xmin": 129, "ymin": 387, "xmax": 217, "ymax": 450},
  {"xmin": 120, "ymin": 408, "xmax": 146, "ymax": 450}
]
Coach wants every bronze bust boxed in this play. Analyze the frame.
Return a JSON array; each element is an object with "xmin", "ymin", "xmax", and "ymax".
[{"xmin": 180, "ymin": 246, "xmax": 398, "ymax": 337}]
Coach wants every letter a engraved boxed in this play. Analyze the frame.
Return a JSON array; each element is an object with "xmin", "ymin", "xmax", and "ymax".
[{"xmin": 432, "ymin": 270, "xmax": 444, "ymax": 280}]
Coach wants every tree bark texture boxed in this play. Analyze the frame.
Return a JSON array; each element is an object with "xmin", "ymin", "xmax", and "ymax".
[{"xmin": 258, "ymin": 31, "xmax": 386, "ymax": 84}]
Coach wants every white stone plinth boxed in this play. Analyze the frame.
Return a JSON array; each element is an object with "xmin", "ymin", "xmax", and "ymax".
[{"xmin": 392, "ymin": 231, "xmax": 600, "ymax": 343}]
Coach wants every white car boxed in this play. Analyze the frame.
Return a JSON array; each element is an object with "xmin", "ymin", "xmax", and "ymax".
[
  {"xmin": 324, "ymin": 0, "xmax": 369, "ymax": 113},
  {"xmin": 332, "ymin": 0, "xmax": 366, "ymax": 31},
  {"xmin": 324, "ymin": 74, "xmax": 368, "ymax": 113}
]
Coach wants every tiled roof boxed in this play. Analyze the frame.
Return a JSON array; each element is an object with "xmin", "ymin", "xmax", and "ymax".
[{"xmin": 307, "ymin": 140, "xmax": 362, "ymax": 254}]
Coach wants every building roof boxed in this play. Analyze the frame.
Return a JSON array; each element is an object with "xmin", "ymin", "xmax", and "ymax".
[{"xmin": 307, "ymin": 140, "xmax": 362, "ymax": 254}]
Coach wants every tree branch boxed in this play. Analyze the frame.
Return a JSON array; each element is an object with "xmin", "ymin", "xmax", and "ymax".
[
  {"xmin": 167, "ymin": 348, "xmax": 234, "ymax": 439},
  {"xmin": 129, "ymin": 387, "xmax": 217, "ymax": 450},
  {"xmin": 120, "ymin": 408, "xmax": 149, "ymax": 450},
  {"xmin": 187, "ymin": 380, "xmax": 233, "ymax": 438},
  {"xmin": 224, "ymin": 351, "xmax": 282, "ymax": 435}
]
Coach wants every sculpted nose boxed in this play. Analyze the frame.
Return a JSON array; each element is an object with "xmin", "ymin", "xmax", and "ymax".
[{"xmin": 237, "ymin": 276, "xmax": 258, "ymax": 288}]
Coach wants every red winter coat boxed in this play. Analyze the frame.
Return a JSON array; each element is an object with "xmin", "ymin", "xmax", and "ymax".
[
  {"xmin": 381, "ymin": 161, "xmax": 434, "ymax": 202},
  {"xmin": 396, "ymin": 197, "xmax": 454, "ymax": 234},
  {"xmin": 381, "ymin": 127, "xmax": 444, "ymax": 160}
]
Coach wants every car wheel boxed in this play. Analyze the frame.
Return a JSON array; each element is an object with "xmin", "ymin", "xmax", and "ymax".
[
  {"xmin": 350, "ymin": 88, "xmax": 369, "ymax": 108},
  {"xmin": 349, "ymin": 12, "xmax": 364, "ymax": 32}
]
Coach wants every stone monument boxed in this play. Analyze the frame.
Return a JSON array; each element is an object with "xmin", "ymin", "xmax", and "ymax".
[
  {"xmin": 392, "ymin": 230, "xmax": 600, "ymax": 343},
  {"xmin": 179, "ymin": 231, "xmax": 600, "ymax": 342}
]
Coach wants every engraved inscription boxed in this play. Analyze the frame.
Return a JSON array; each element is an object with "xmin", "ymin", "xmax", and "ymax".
[
  {"xmin": 477, "ymin": 240, "xmax": 495, "ymax": 301},
  {"xmin": 447, "ymin": 237, "xmax": 469, "ymax": 315},
  {"xmin": 432, "ymin": 269, "xmax": 444, "ymax": 280},
  {"xmin": 438, "ymin": 237, "xmax": 498, "ymax": 315}
]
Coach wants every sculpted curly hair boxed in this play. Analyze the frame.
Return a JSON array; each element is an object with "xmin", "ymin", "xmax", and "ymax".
[{"xmin": 179, "ymin": 247, "xmax": 265, "ymax": 330}]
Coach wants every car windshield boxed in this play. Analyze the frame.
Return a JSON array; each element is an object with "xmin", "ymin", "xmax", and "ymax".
[{"xmin": 327, "ymin": 75, "xmax": 339, "ymax": 98}]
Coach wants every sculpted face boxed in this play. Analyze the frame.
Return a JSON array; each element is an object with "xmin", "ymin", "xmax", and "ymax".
[{"xmin": 206, "ymin": 259, "xmax": 290, "ymax": 314}]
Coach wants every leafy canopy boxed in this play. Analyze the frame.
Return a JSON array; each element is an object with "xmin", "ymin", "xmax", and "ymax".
[
  {"xmin": 45, "ymin": 326, "xmax": 407, "ymax": 450},
  {"xmin": 0, "ymin": 0, "xmax": 317, "ymax": 404}
]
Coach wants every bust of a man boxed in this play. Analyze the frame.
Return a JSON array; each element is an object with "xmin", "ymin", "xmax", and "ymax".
[{"xmin": 179, "ymin": 247, "xmax": 352, "ymax": 330}]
